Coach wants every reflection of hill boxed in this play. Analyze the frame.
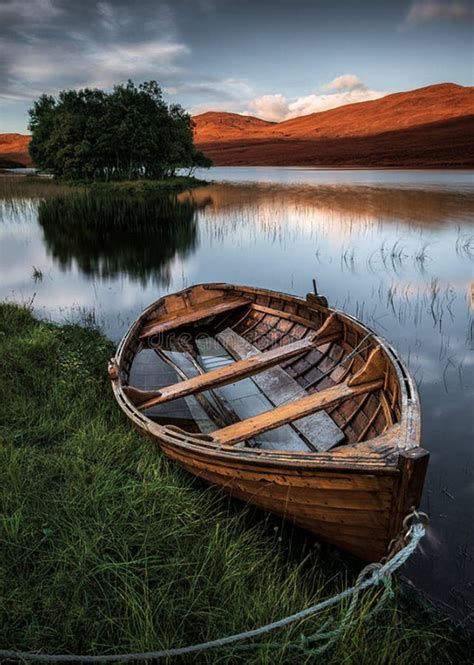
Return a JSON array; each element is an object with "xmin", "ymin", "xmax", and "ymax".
[
  {"xmin": 38, "ymin": 193, "xmax": 204, "ymax": 285},
  {"xmin": 183, "ymin": 182, "xmax": 474, "ymax": 228}
]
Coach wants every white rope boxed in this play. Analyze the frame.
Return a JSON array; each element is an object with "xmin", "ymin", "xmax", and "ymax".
[{"xmin": 0, "ymin": 521, "xmax": 426, "ymax": 663}]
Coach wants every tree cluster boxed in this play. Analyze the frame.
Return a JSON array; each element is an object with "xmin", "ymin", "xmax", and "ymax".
[{"xmin": 28, "ymin": 81, "xmax": 212, "ymax": 180}]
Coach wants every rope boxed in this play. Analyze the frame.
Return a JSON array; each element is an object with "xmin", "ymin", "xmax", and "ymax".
[{"xmin": 0, "ymin": 520, "xmax": 426, "ymax": 663}]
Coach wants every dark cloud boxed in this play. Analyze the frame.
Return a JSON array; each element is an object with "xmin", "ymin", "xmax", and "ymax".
[{"xmin": 0, "ymin": 1, "xmax": 187, "ymax": 99}]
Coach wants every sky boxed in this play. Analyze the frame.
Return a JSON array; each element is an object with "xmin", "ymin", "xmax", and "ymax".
[{"xmin": 0, "ymin": 0, "xmax": 473, "ymax": 133}]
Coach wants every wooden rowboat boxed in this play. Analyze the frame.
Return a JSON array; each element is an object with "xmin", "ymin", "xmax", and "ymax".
[{"xmin": 109, "ymin": 283, "xmax": 428, "ymax": 561}]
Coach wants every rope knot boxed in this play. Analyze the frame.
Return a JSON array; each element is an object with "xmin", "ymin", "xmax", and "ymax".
[{"xmin": 355, "ymin": 562, "xmax": 385, "ymax": 587}]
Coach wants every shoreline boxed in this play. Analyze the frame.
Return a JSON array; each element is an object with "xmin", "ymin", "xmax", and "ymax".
[
  {"xmin": 1, "ymin": 301, "xmax": 473, "ymax": 661},
  {"xmin": 0, "ymin": 172, "xmax": 210, "ymax": 195}
]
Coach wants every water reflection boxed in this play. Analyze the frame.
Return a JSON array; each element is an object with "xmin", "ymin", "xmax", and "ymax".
[
  {"xmin": 183, "ymin": 182, "xmax": 474, "ymax": 227},
  {"xmin": 37, "ymin": 192, "xmax": 208, "ymax": 286}
]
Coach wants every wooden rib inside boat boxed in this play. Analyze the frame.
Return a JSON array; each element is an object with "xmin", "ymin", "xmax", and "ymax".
[{"xmin": 109, "ymin": 283, "xmax": 428, "ymax": 562}]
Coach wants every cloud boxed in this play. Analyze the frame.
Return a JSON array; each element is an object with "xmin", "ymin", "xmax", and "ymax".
[
  {"xmin": 402, "ymin": 1, "xmax": 474, "ymax": 27},
  {"xmin": 286, "ymin": 88, "xmax": 385, "ymax": 118},
  {"xmin": 178, "ymin": 78, "xmax": 253, "ymax": 100},
  {"xmin": 0, "ymin": 0, "xmax": 189, "ymax": 102},
  {"xmin": 0, "ymin": 0, "xmax": 254, "ymax": 127},
  {"xmin": 0, "ymin": 0, "xmax": 59, "ymax": 23},
  {"xmin": 246, "ymin": 94, "xmax": 289, "ymax": 122},
  {"xmin": 322, "ymin": 74, "xmax": 367, "ymax": 93},
  {"xmin": 243, "ymin": 76, "xmax": 386, "ymax": 122},
  {"xmin": 1, "ymin": 39, "xmax": 189, "ymax": 102}
]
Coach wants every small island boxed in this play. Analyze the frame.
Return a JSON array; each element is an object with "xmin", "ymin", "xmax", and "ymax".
[{"xmin": 23, "ymin": 80, "xmax": 211, "ymax": 192}]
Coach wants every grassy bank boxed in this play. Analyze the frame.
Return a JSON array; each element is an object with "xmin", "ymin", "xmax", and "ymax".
[
  {"xmin": 0, "ymin": 303, "xmax": 472, "ymax": 663},
  {"xmin": 88, "ymin": 176, "xmax": 209, "ymax": 193},
  {"xmin": 0, "ymin": 174, "xmax": 208, "ymax": 200}
]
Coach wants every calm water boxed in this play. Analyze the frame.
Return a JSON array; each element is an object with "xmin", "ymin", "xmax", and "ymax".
[{"xmin": 1, "ymin": 167, "xmax": 473, "ymax": 621}]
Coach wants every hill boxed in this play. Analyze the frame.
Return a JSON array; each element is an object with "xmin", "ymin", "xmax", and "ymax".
[
  {"xmin": 192, "ymin": 112, "xmax": 275, "ymax": 142},
  {"xmin": 0, "ymin": 133, "xmax": 32, "ymax": 168},
  {"xmin": 193, "ymin": 83, "xmax": 474, "ymax": 167}
]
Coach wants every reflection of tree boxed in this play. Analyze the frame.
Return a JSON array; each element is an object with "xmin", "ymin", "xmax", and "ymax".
[{"xmin": 38, "ymin": 192, "xmax": 206, "ymax": 285}]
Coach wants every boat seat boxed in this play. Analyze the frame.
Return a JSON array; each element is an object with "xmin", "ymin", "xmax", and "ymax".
[
  {"xmin": 213, "ymin": 376, "xmax": 383, "ymax": 447},
  {"xmin": 216, "ymin": 328, "xmax": 345, "ymax": 452},
  {"xmin": 195, "ymin": 337, "xmax": 312, "ymax": 452},
  {"xmin": 139, "ymin": 297, "xmax": 251, "ymax": 338}
]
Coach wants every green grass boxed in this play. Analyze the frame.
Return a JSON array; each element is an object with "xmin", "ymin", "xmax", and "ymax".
[
  {"xmin": 0, "ymin": 303, "xmax": 471, "ymax": 663},
  {"xmin": 0, "ymin": 175, "xmax": 81, "ymax": 201},
  {"xmin": 0, "ymin": 174, "xmax": 207, "ymax": 201},
  {"xmin": 87, "ymin": 176, "xmax": 209, "ymax": 193}
]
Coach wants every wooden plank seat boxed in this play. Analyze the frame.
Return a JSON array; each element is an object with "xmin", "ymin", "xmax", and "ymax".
[
  {"xmin": 131, "ymin": 336, "xmax": 320, "ymax": 410},
  {"xmin": 140, "ymin": 297, "xmax": 251, "ymax": 339},
  {"xmin": 212, "ymin": 378, "xmax": 384, "ymax": 447},
  {"xmin": 196, "ymin": 338, "xmax": 311, "ymax": 452},
  {"xmin": 216, "ymin": 328, "xmax": 345, "ymax": 452},
  {"xmin": 129, "ymin": 312, "xmax": 343, "ymax": 408}
]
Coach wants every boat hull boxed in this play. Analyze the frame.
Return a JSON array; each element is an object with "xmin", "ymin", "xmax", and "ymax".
[{"xmin": 153, "ymin": 437, "xmax": 425, "ymax": 562}]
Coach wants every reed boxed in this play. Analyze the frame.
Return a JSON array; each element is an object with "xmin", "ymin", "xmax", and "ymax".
[
  {"xmin": 0, "ymin": 174, "xmax": 207, "ymax": 201},
  {"xmin": 0, "ymin": 302, "xmax": 472, "ymax": 663},
  {"xmin": 0, "ymin": 175, "xmax": 78, "ymax": 200}
]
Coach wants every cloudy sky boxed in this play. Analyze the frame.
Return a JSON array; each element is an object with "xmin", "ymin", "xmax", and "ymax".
[{"xmin": 1, "ymin": 0, "xmax": 473, "ymax": 132}]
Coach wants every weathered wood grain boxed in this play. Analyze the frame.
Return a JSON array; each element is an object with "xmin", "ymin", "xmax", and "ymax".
[
  {"xmin": 140, "ymin": 297, "xmax": 251, "ymax": 338},
  {"xmin": 135, "ymin": 335, "xmax": 319, "ymax": 409},
  {"xmin": 217, "ymin": 327, "xmax": 344, "ymax": 451},
  {"xmin": 213, "ymin": 379, "xmax": 384, "ymax": 446}
]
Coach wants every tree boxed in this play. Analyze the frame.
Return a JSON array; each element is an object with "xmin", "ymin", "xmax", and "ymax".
[
  {"xmin": 28, "ymin": 81, "xmax": 212, "ymax": 180},
  {"xmin": 187, "ymin": 149, "xmax": 213, "ymax": 175}
]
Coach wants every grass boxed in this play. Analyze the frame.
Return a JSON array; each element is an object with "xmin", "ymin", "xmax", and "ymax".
[
  {"xmin": 0, "ymin": 175, "xmax": 80, "ymax": 200},
  {"xmin": 87, "ymin": 176, "xmax": 209, "ymax": 193},
  {"xmin": 0, "ymin": 302, "xmax": 472, "ymax": 664},
  {"xmin": 0, "ymin": 174, "xmax": 207, "ymax": 201}
]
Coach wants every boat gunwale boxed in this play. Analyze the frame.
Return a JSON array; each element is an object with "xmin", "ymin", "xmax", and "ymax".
[{"xmin": 110, "ymin": 282, "xmax": 421, "ymax": 469}]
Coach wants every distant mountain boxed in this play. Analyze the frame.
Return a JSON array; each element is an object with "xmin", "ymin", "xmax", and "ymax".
[
  {"xmin": 193, "ymin": 83, "xmax": 474, "ymax": 167},
  {"xmin": 193, "ymin": 112, "xmax": 275, "ymax": 142},
  {"xmin": 0, "ymin": 133, "xmax": 32, "ymax": 168}
]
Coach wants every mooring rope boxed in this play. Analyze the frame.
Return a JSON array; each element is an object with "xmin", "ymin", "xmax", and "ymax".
[{"xmin": 0, "ymin": 514, "xmax": 427, "ymax": 663}]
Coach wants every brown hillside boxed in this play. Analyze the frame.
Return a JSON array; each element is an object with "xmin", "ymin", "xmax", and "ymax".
[
  {"xmin": 1, "ymin": 84, "xmax": 472, "ymax": 168},
  {"xmin": 193, "ymin": 112, "xmax": 275, "ymax": 142},
  {"xmin": 196, "ymin": 115, "xmax": 474, "ymax": 168},
  {"xmin": 193, "ymin": 84, "xmax": 474, "ymax": 142},
  {"xmin": 0, "ymin": 133, "xmax": 32, "ymax": 167},
  {"xmin": 193, "ymin": 83, "xmax": 474, "ymax": 166},
  {"xmin": 264, "ymin": 83, "xmax": 474, "ymax": 139}
]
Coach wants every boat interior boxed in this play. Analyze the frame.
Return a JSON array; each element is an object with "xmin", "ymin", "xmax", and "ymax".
[{"xmin": 119, "ymin": 287, "xmax": 406, "ymax": 453}]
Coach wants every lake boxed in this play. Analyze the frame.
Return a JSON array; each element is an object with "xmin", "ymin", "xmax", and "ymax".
[{"xmin": 1, "ymin": 166, "xmax": 473, "ymax": 622}]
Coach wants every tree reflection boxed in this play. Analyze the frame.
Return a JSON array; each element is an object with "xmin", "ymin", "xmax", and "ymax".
[{"xmin": 38, "ymin": 192, "xmax": 209, "ymax": 285}]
